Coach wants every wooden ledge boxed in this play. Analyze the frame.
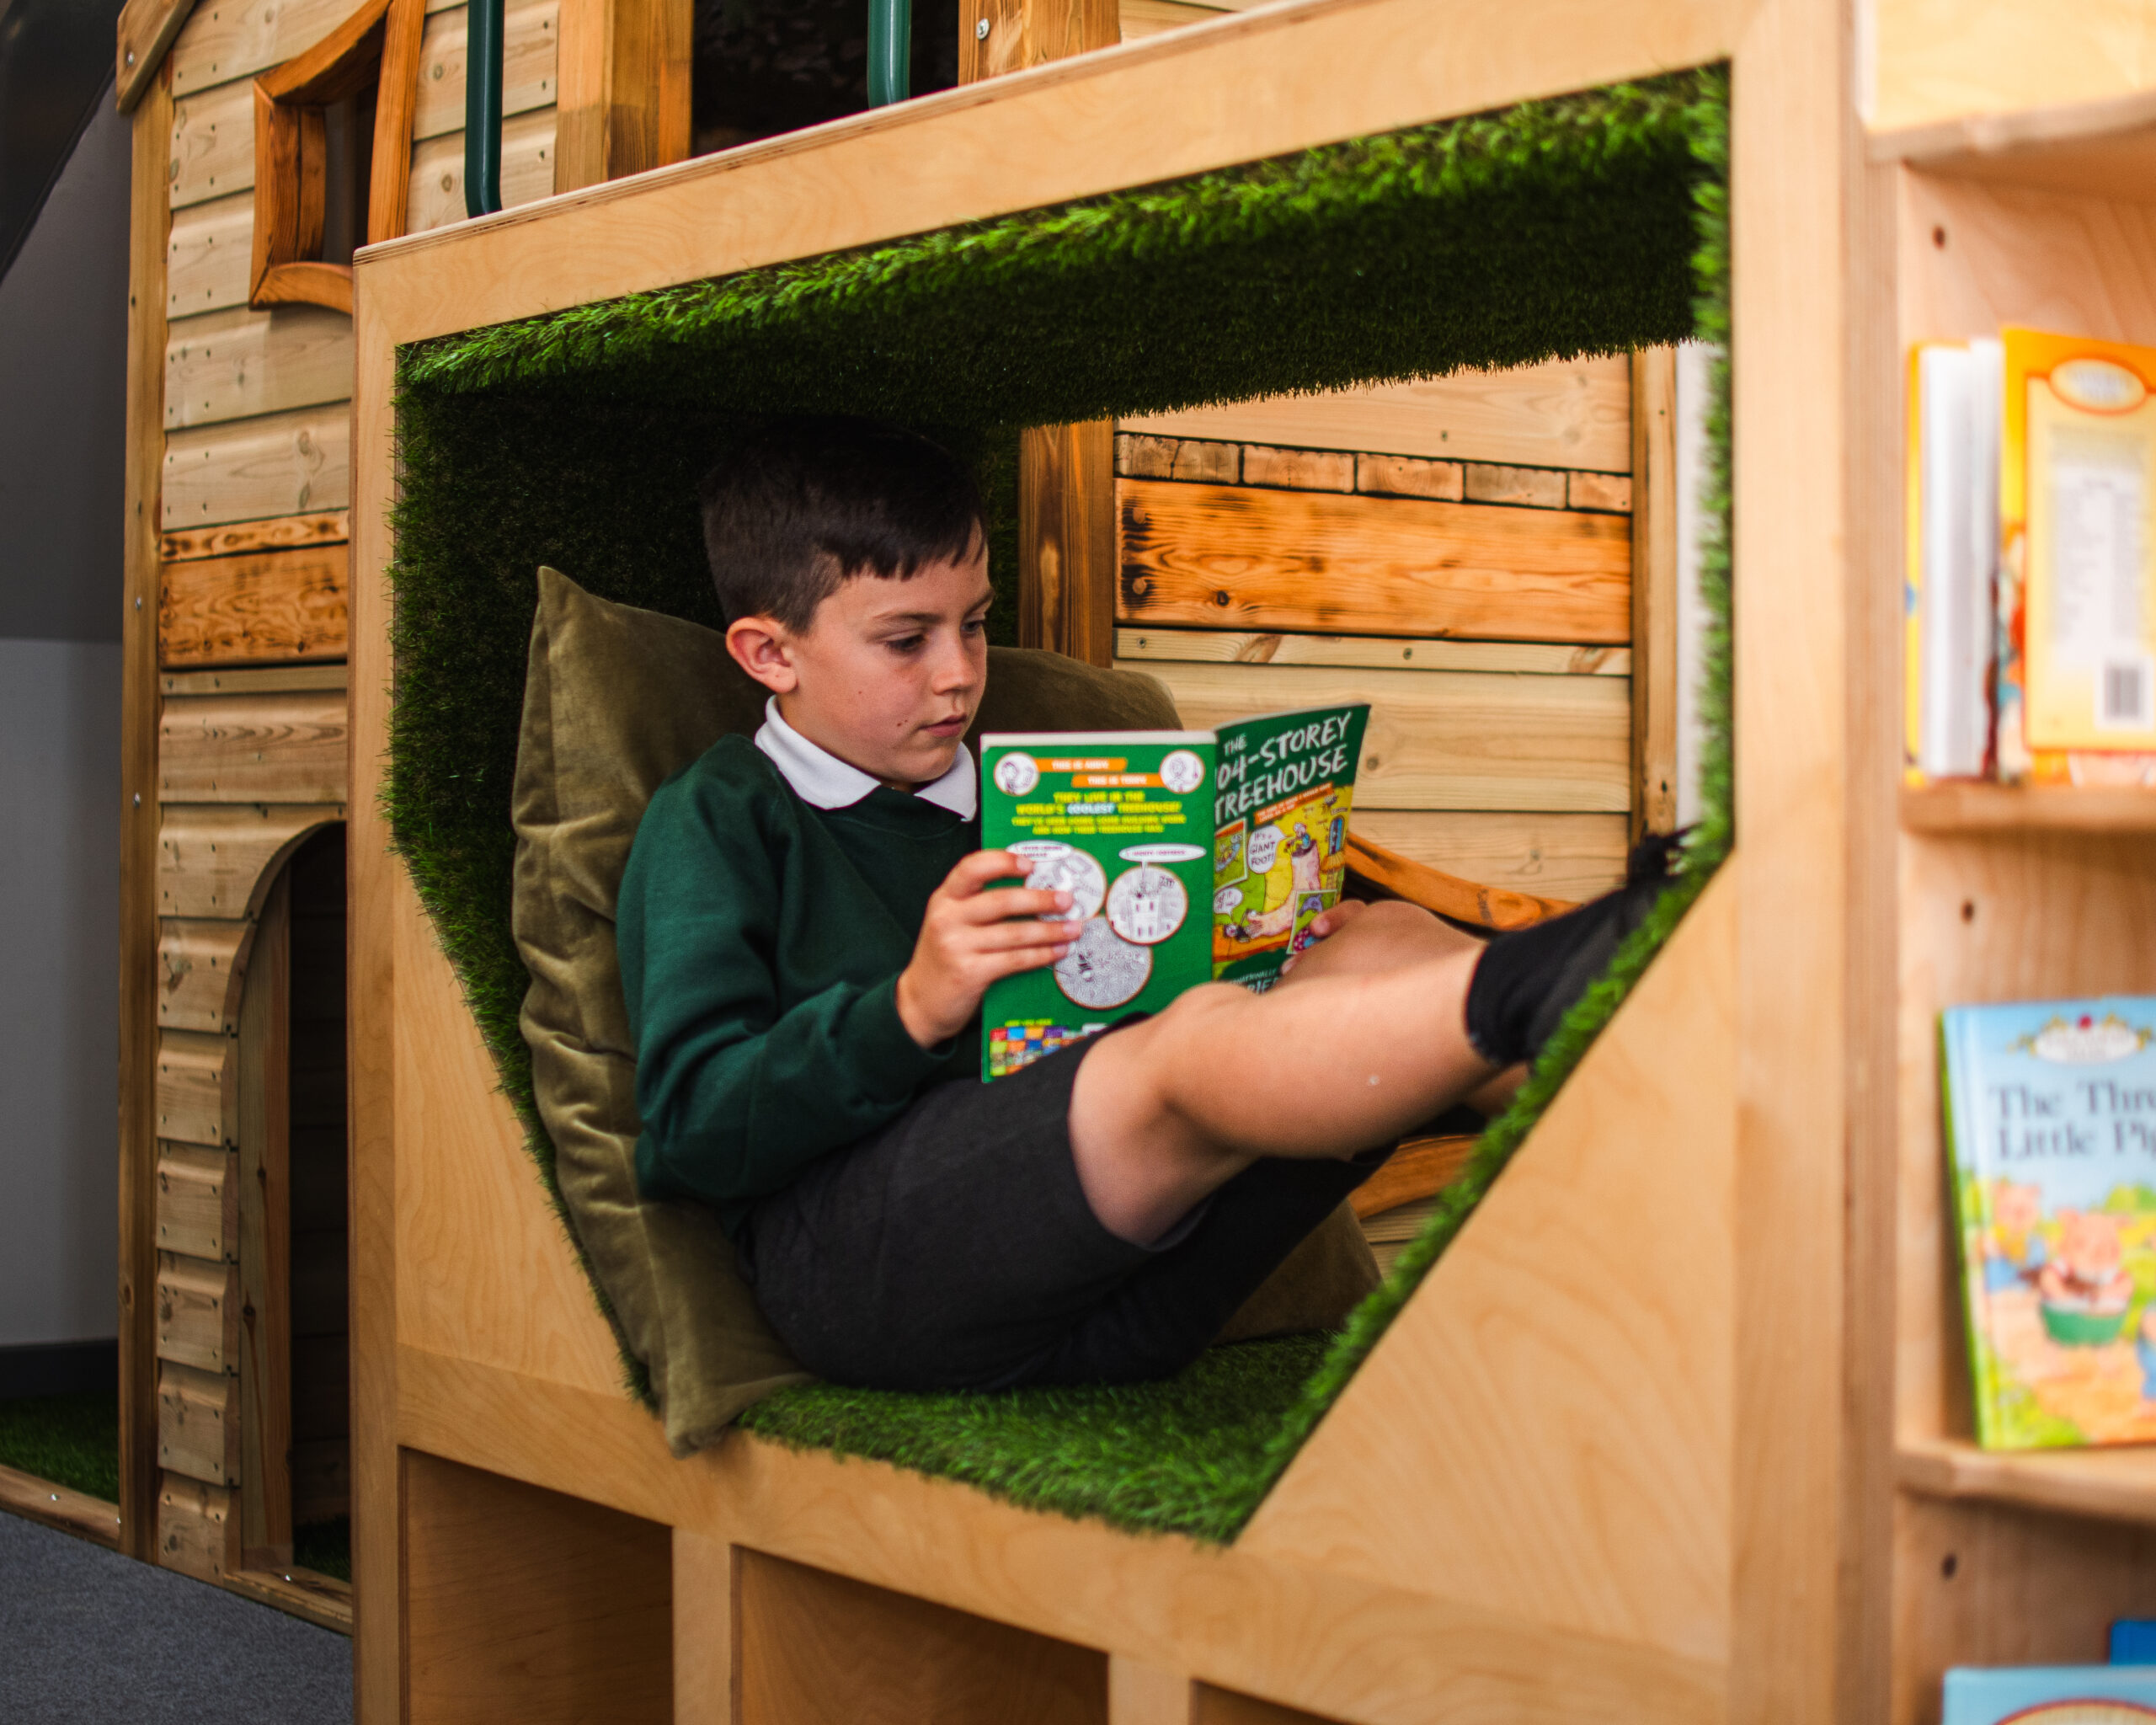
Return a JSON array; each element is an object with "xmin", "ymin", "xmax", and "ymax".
[
  {"xmin": 0, "ymin": 1463, "xmax": 121, "ymax": 1547},
  {"xmin": 1897, "ymin": 1436, "xmax": 2156, "ymax": 1528},
  {"xmin": 1900, "ymin": 782, "xmax": 2156, "ymax": 834},
  {"xmin": 228, "ymin": 1565, "xmax": 355, "ymax": 1633}
]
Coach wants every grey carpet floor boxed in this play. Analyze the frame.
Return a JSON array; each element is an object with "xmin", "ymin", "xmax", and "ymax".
[{"xmin": 0, "ymin": 1514, "xmax": 352, "ymax": 1722}]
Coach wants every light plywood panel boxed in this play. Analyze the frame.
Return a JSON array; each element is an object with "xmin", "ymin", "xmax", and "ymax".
[
  {"xmin": 1118, "ymin": 0, "xmax": 1229, "ymax": 42},
  {"xmin": 156, "ymin": 1252, "xmax": 240, "ymax": 1374},
  {"xmin": 161, "ymin": 542, "xmax": 350, "ymax": 666},
  {"xmin": 167, "ymin": 190, "xmax": 254, "ymax": 318},
  {"xmin": 1121, "ymin": 357, "xmax": 1632, "ymax": 473},
  {"xmin": 412, "ymin": 2, "xmax": 558, "ymax": 142},
  {"xmin": 159, "ymin": 803, "xmax": 344, "ymax": 918},
  {"xmin": 163, "ymin": 405, "xmax": 351, "ymax": 531},
  {"xmin": 1114, "ymin": 627, "xmax": 1628, "ymax": 677},
  {"xmin": 158, "ymin": 1359, "xmax": 239, "ymax": 1486},
  {"xmin": 1131, "ymin": 659, "xmax": 1631, "ymax": 813},
  {"xmin": 165, "ymin": 306, "xmax": 353, "ymax": 430},
  {"xmin": 170, "ymin": 78, "xmax": 253, "ymax": 209},
  {"xmin": 1870, "ymin": 0, "xmax": 2156, "ymax": 131},
  {"xmin": 406, "ymin": 106, "xmax": 558, "ymax": 234},
  {"xmin": 157, "ymin": 916, "xmax": 254, "ymax": 1033},
  {"xmin": 1118, "ymin": 480, "xmax": 1631, "ymax": 644},
  {"xmin": 738, "ymin": 1548, "xmax": 1108, "ymax": 1725},
  {"xmin": 672, "ymin": 1530, "xmax": 732, "ymax": 1725},
  {"xmin": 1900, "ymin": 174, "xmax": 2156, "ymax": 351},
  {"xmin": 1244, "ymin": 868, "xmax": 1736, "ymax": 1666},
  {"xmin": 168, "ymin": 0, "xmax": 364, "ymax": 98},
  {"xmin": 1348, "ymin": 809, "xmax": 1629, "ymax": 902},
  {"xmin": 158, "ymin": 688, "xmax": 349, "ymax": 804},
  {"xmin": 157, "ymin": 1475, "xmax": 237, "ymax": 1582},
  {"xmin": 157, "ymin": 1144, "xmax": 237, "ymax": 1261},
  {"xmin": 157, "ymin": 1029, "xmax": 235, "ymax": 1148}
]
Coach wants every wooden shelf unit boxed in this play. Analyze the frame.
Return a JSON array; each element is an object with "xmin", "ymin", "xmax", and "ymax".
[{"xmin": 1885, "ymin": 104, "xmax": 2156, "ymax": 1717}]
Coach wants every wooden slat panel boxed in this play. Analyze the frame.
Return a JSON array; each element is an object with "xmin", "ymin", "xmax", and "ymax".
[
  {"xmin": 1120, "ymin": 356, "xmax": 1632, "ymax": 472},
  {"xmin": 157, "ymin": 1475, "xmax": 237, "ymax": 1582},
  {"xmin": 158, "ymin": 1360, "xmax": 239, "ymax": 1486},
  {"xmin": 1129, "ymin": 659, "xmax": 1630, "ymax": 812},
  {"xmin": 163, "ymin": 508, "xmax": 349, "ymax": 562},
  {"xmin": 159, "ymin": 804, "xmax": 343, "ymax": 918},
  {"xmin": 1117, "ymin": 480, "xmax": 1630, "ymax": 645},
  {"xmin": 163, "ymin": 406, "xmax": 351, "ymax": 531},
  {"xmin": 413, "ymin": 2, "xmax": 559, "ymax": 142},
  {"xmin": 165, "ymin": 306, "xmax": 353, "ymax": 431},
  {"xmin": 1114, "ymin": 627, "xmax": 1630, "ymax": 677},
  {"xmin": 406, "ymin": 107, "xmax": 558, "ymax": 234},
  {"xmin": 1345, "ymin": 809, "xmax": 1629, "ymax": 904},
  {"xmin": 168, "ymin": 0, "xmax": 360, "ymax": 98},
  {"xmin": 157, "ymin": 1029, "xmax": 235, "ymax": 1148},
  {"xmin": 158, "ymin": 916, "xmax": 255, "ymax": 1034},
  {"xmin": 1344, "ymin": 830, "xmax": 1572, "ymax": 930},
  {"xmin": 166, "ymin": 192, "xmax": 253, "ymax": 318},
  {"xmin": 156, "ymin": 1252, "xmax": 240, "ymax": 1374},
  {"xmin": 170, "ymin": 79, "xmax": 253, "ymax": 210},
  {"xmin": 161, "ymin": 543, "xmax": 350, "ymax": 667},
  {"xmin": 157, "ymin": 1144, "xmax": 238, "ymax": 1261},
  {"xmin": 117, "ymin": 0, "xmax": 196, "ymax": 113},
  {"xmin": 163, "ymin": 663, "xmax": 349, "ymax": 697},
  {"xmin": 159, "ymin": 688, "xmax": 349, "ymax": 803},
  {"xmin": 1118, "ymin": 0, "xmax": 1231, "ymax": 42}
]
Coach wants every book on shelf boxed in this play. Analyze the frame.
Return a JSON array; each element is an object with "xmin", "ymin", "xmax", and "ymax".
[
  {"xmin": 1905, "ymin": 327, "xmax": 2156, "ymax": 789},
  {"xmin": 977, "ymin": 703, "xmax": 1369, "ymax": 1080},
  {"xmin": 1944, "ymin": 1665, "xmax": 2156, "ymax": 1725},
  {"xmin": 1940, "ymin": 996, "xmax": 2156, "ymax": 1449}
]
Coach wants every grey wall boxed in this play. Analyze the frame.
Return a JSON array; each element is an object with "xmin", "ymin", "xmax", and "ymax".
[{"xmin": 0, "ymin": 85, "xmax": 129, "ymax": 1350}]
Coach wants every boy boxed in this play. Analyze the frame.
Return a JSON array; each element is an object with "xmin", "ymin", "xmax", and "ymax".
[{"xmin": 618, "ymin": 419, "xmax": 1668, "ymax": 1391}]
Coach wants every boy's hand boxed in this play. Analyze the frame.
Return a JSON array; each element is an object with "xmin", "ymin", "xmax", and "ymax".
[{"xmin": 895, "ymin": 851, "xmax": 1075, "ymax": 1049}]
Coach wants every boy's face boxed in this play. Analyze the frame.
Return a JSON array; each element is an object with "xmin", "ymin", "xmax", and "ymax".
[{"xmin": 725, "ymin": 542, "xmax": 992, "ymax": 789}]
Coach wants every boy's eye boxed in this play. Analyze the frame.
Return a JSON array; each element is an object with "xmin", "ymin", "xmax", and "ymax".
[
  {"xmin": 962, "ymin": 617, "xmax": 986, "ymax": 637},
  {"xmin": 886, "ymin": 634, "xmax": 925, "ymax": 654}
]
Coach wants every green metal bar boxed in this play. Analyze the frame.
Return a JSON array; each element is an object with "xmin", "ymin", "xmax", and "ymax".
[
  {"xmin": 867, "ymin": 0, "xmax": 912, "ymax": 106},
  {"xmin": 464, "ymin": 0, "xmax": 504, "ymax": 216}
]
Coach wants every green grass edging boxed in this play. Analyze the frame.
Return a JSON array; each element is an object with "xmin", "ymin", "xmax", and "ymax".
[
  {"xmin": 387, "ymin": 70, "xmax": 1732, "ymax": 1542},
  {"xmin": 0, "ymin": 1391, "xmax": 120, "ymax": 1505}
]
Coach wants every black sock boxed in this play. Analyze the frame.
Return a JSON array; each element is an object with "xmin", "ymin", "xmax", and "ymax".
[{"xmin": 1462, "ymin": 835, "xmax": 1684, "ymax": 1067}]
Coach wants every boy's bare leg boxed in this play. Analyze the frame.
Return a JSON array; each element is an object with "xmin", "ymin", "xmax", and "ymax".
[{"xmin": 1067, "ymin": 904, "xmax": 1496, "ymax": 1243}]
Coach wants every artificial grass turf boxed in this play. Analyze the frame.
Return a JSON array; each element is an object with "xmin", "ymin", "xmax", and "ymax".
[
  {"xmin": 387, "ymin": 69, "xmax": 1732, "ymax": 1540},
  {"xmin": 0, "ymin": 1391, "xmax": 120, "ymax": 1505},
  {"xmin": 295, "ymin": 1517, "xmax": 352, "ymax": 1584}
]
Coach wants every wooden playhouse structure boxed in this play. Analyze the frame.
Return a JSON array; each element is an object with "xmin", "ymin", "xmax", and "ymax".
[{"xmin": 90, "ymin": 0, "xmax": 2156, "ymax": 1716}]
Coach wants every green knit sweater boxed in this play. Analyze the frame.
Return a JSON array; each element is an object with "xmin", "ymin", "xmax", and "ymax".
[{"xmin": 618, "ymin": 734, "xmax": 979, "ymax": 1241}]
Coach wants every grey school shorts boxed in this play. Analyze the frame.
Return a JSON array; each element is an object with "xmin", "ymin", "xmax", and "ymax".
[{"xmin": 739, "ymin": 1028, "xmax": 1391, "ymax": 1391}]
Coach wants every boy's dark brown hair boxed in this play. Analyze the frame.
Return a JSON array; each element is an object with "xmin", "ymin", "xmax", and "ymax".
[{"xmin": 698, "ymin": 418, "xmax": 984, "ymax": 629}]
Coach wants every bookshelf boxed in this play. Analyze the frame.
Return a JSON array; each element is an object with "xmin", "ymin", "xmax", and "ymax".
[{"xmin": 1883, "ymin": 94, "xmax": 2156, "ymax": 1719}]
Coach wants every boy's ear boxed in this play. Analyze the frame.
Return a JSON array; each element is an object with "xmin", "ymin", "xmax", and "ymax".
[{"xmin": 725, "ymin": 615, "xmax": 799, "ymax": 695}]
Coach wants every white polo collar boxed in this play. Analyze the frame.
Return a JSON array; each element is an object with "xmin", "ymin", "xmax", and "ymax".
[{"xmin": 755, "ymin": 698, "xmax": 977, "ymax": 818}]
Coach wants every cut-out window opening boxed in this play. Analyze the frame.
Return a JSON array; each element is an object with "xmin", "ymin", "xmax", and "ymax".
[{"xmin": 250, "ymin": 0, "xmax": 425, "ymax": 314}]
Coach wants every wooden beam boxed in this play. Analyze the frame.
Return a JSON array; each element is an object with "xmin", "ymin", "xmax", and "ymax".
[
  {"xmin": 1114, "ymin": 627, "xmax": 1629, "ymax": 677},
  {"xmin": 961, "ymin": 0, "xmax": 1120, "ymax": 81},
  {"xmin": 160, "ymin": 542, "xmax": 350, "ymax": 667},
  {"xmin": 162, "ymin": 404, "xmax": 351, "ymax": 531},
  {"xmin": 116, "ymin": 0, "xmax": 195, "ymax": 114},
  {"xmin": 1343, "ymin": 830, "xmax": 1572, "ymax": 930},
  {"xmin": 552, "ymin": 0, "xmax": 691, "ymax": 194},
  {"xmin": 120, "ymin": 59, "xmax": 175, "ymax": 1567},
  {"xmin": 1116, "ymin": 479, "xmax": 1632, "ymax": 644},
  {"xmin": 1348, "ymin": 1133, "xmax": 1476, "ymax": 1220},
  {"xmin": 1630, "ymin": 344, "xmax": 1678, "ymax": 840},
  {"xmin": 238, "ymin": 871, "xmax": 294, "ymax": 1567},
  {"xmin": 163, "ymin": 508, "xmax": 349, "ymax": 562},
  {"xmin": 158, "ymin": 686, "xmax": 349, "ymax": 802},
  {"xmin": 1019, "ymin": 419, "xmax": 1117, "ymax": 666},
  {"xmin": 0, "ymin": 1462, "xmax": 121, "ymax": 1547}
]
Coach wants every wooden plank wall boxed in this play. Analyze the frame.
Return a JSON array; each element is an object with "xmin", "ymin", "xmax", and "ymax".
[
  {"xmin": 1113, "ymin": 355, "xmax": 1642, "ymax": 904},
  {"xmin": 152, "ymin": 665, "xmax": 347, "ymax": 1583}
]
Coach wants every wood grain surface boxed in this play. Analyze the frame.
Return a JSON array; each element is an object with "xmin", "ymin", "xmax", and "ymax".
[
  {"xmin": 157, "ymin": 1028, "xmax": 233, "ymax": 1151},
  {"xmin": 1117, "ymin": 479, "xmax": 1631, "ymax": 644},
  {"xmin": 1113, "ymin": 627, "xmax": 1629, "ymax": 676},
  {"xmin": 156, "ymin": 1143, "xmax": 237, "ymax": 1261},
  {"xmin": 0, "ymin": 1462, "xmax": 120, "ymax": 1547},
  {"xmin": 166, "ymin": 190, "xmax": 255, "ymax": 317},
  {"xmin": 413, "ymin": 1, "xmax": 559, "ymax": 140},
  {"xmin": 160, "ymin": 542, "xmax": 350, "ymax": 665},
  {"xmin": 157, "ymin": 1475, "xmax": 238, "ymax": 1582},
  {"xmin": 158, "ymin": 803, "xmax": 344, "ymax": 918},
  {"xmin": 168, "ymin": 0, "xmax": 358, "ymax": 98},
  {"xmin": 157, "ymin": 916, "xmax": 254, "ymax": 1033},
  {"xmin": 1346, "ymin": 808, "xmax": 1628, "ymax": 902},
  {"xmin": 164, "ymin": 305, "xmax": 353, "ymax": 431},
  {"xmin": 1122, "ymin": 356, "xmax": 1631, "ymax": 473},
  {"xmin": 156, "ymin": 1251, "xmax": 241, "ymax": 1375},
  {"xmin": 163, "ymin": 507, "xmax": 349, "ymax": 561},
  {"xmin": 553, "ymin": 0, "xmax": 691, "ymax": 194},
  {"xmin": 159, "ymin": 688, "xmax": 349, "ymax": 801},
  {"xmin": 170, "ymin": 78, "xmax": 254, "ymax": 209},
  {"xmin": 1138, "ymin": 658, "xmax": 1630, "ymax": 813},
  {"xmin": 1342, "ymin": 830, "xmax": 1572, "ymax": 928},
  {"xmin": 157, "ymin": 1359, "xmax": 240, "ymax": 1486},
  {"xmin": 163, "ymin": 404, "xmax": 350, "ymax": 529},
  {"xmin": 406, "ymin": 106, "xmax": 558, "ymax": 232}
]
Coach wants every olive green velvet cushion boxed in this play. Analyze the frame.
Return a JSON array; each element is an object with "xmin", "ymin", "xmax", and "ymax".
[{"xmin": 510, "ymin": 566, "xmax": 1377, "ymax": 1455}]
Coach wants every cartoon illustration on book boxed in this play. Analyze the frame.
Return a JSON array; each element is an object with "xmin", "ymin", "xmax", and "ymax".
[
  {"xmin": 1014, "ymin": 841, "xmax": 1105, "ymax": 924},
  {"xmin": 1212, "ymin": 784, "xmax": 1350, "ymax": 969},
  {"xmin": 1942, "ymin": 997, "xmax": 2156, "ymax": 1446},
  {"xmin": 1054, "ymin": 916, "xmax": 1151, "ymax": 1009},
  {"xmin": 1107, "ymin": 863, "xmax": 1188, "ymax": 945}
]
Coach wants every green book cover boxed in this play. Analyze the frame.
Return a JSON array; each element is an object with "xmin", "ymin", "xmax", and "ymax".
[{"xmin": 979, "ymin": 703, "xmax": 1369, "ymax": 1080}]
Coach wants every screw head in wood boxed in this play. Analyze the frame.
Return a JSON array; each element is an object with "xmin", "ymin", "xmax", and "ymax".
[{"xmin": 976, "ymin": 16, "xmax": 990, "ymax": 36}]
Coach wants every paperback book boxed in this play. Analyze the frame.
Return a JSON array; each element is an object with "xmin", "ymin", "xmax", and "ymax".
[
  {"xmin": 977, "ymin": 704, "xmax": 1369, "ymax": 1080},
  {"xmin": 1940, "ymin": 996, "xmax": 2156, "ymax": 1448}
]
